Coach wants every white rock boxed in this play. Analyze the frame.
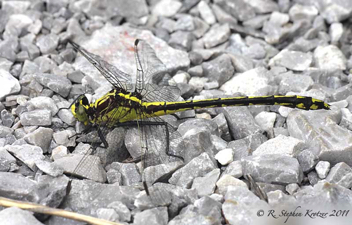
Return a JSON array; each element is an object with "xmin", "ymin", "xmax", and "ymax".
[
  {"xmin": 0, "ymin": 69, "xmax": 21, "ymax": 100},
  {"xmin": 215, "ymin": 148, "xmax": 234, "ymax": 165},
  {"xmin": 255, "ymin": 111, "xmax": 276, "ymax": 131},
  {"xmin": 152, "ymin": 0, "xmax": 182, "ymax": 17},
  {"xmin": 253, "ymin": 134, "xmax": 306, "ymax": 156},
  {"xmin": 198, "ymin": 1, "xmax": 216, "ymax": 25},
  {"xmin": 220, "ymin": 67, "xmax": 271, "ymax": 96},
  {"xmin": 315, "ymin": 161, "xmax": 330, "ymax": 179},
  {"xmin": 314, "ymin": 45, "xmax": 346, "ymax": 70},
  {"xmin": 329, "ymin": 22, "xmax": 344, "ymax": 43},
  {"xmin": 216, "ymin": 174, "xmax": 247, "ymax": 194}
]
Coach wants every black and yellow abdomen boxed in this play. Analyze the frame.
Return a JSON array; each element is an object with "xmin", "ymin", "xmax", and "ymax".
[{"xmin": 144, "ymin": 95, "xmax": 330, "ymax": 117}]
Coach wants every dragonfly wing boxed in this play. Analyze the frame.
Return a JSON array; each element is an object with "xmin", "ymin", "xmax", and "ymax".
[
  {"xmin": 133, "ymin": 39, "xmax": 181, "ymax": 102},
  {"xmin": 68, "ymin": 40, "xmax": 133, "ymax": 91},
  {"xmin": 134, "ymin": 39, "xmax": 170, "ymax": 91},
  {"xmin": 142, "ymin": 83, "xmax": 181, "ymax": 103}
]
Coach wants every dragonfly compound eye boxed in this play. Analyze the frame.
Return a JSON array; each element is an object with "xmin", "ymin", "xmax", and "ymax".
[{"xmin": 81, "ymin": 96, "xmax": 89, "ymax": 106}]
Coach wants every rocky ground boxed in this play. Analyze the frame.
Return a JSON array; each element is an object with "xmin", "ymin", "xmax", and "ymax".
[{"xmin": 1, "ymin": 0, "xmax": 352, "ymax": 224}]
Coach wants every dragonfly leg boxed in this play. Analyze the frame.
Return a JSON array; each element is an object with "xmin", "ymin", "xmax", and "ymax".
[{"xmin": 97, "ymin": 127, "xmax": 108, "ymax": 148}]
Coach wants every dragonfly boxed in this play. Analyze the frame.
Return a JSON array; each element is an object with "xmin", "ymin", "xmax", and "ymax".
[{"xmin": 67, "ymin": 39, "xmax": 330, "ymax": 198}]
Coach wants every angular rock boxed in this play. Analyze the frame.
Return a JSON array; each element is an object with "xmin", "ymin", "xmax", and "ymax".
[
  {"xmin": 289, "ymin": 4, "xmax": 318, "ymax": 21},
  {"xmin": 216, "ymin": 174, "xmax": 247, "ymax": 195},
  {"xmin": 329, "ymin": 22, "xmax": 343, "ymax": 43},
  {"xmin": 192, "ymin": 168, "xmax": 220, "ymax": 197},
  {"xmin": 168, "ymin": 31, "xmax": 193, "ymax": 51},
  {"xmin": 36, "ymin": 33, "xmax": 59, "ymax": 54},
  {"xmin": 62, "ymin": 180, "xmax": 139, "ymax": 216},
  {"xmin": 35, "ymin": 175, "xmax": 70, "ymax": 211},
  {"xmin": 1, "ymin": 109, "xmax": 15, "ymax": 127},
  {"xmin": 242, "ymin": 154, "xmax": 303, "ymax": 184},
  {"xmin": 267, "ymin": 189, "xmax": 297, "ymax": 208},
  {"xmin": 106, "ymin": 201, "xmax": 131, "ymax": 222},
  {"xmin": 175, "ymin": 14, "xmax": 195, "ymax": 31},
  {"xmin": 243, "ymin": 15, "xmax": 270, "ymax": 29},
  {"xmin": 20, "ymin": 110, "xmax": 52, "ymax": 126},
  {"xmin": 0, "ymin": 69, "xmax": 20, "ymax": 100},
  {"xmin": 297, "ymin": 149, "xmax": 318, "ymax": 172},
  {"xmin": 50, "ymin": 146, "xmax": 68, "ymax": 161},
  {"xmin": 24, "ymin": 127, "xmax": 53, "ymax": 153},
  {"xmin": 287, "ymin": 110, "xmax": 352, "ymax": 167},
  {"xmin": 6, "ymin": 144, "xmax": 44, "ymax": 171},
  {"xmin": 223, "ymin": 160, "xmax": 243, "ymax": 178},
  {"xmin": 279, "ymin": 74, "xmax": 314, "ymax": 94},
  {"xmin": 108, "ymin": 162, "xmax": 141, "ymax": 186},
  {"xmin": 169, "ymin": 152, "xmax": 216, "ymax": 188},
  {"xmin": 144, "ymin": 161, "xmax": 183, "ymax": 186},
  {"xmin": 242, "ymin": 43, "xmax": 266, "ymax": 59},
  {"xmin": 202, "ymin": 54, "xmax": 234, "ymax": 86},
  {"xmin": 253, "ymin": 135, "xmax": 305, "ymax": 156},
  {"xmin": 315, "ymin": 161, "xmax": 330, "ymax": 179},
  {"xmin": 106, "ymin": 169, "xmax": 122, "ymax": 185},
  {"xmin": 211, "ymin": 4, "xmax": 238, "ymax": 27},
  {"xmin": 35, "ymin": 73, "xmax": 72, "ymax": 97},
  {"xmin": 203, "ymin": 23, "xmax": 230, "ymax": 48},
  {"xmin": 269, "ymin": 49, "xmax": 312, "ymax": 71},
  {"xmin": 168, "ymin": 210, "xmax": 213, "ymax": 225},
  {"xmin": 152, "ymin": 0, "xmax": 182, "ymax": 17},
  {"xmin": 2, "ymin": 1, "xmax": 31, "ymax": 14},
  {"xmin": 0, "ymin": 172, "xmax": 38, "ymax": 201},
  {"xmin": 214, "ymin": 0, "xmax": 256, "ymax": 21},
  {"xmin": 307, "ymin": 171, "xmax": 319, "ymax": 185},
  {"xmin": 320, "ymin": 1, "xmax": 352, "ymax": 23},
  {"xmin": 314, "ymin": 45, "xmax": 346, "ymax": 70},
  {"xmin": 218, "ymin": 106, "xmax": 262, "ymax": 140},
  {"xmin": 285, "ymin": 183, "xmax": 299, "ymax": 195},
  {"xmin": 134, "ymin": 207, "xmax": 168, "ymax": 225},
  {"xmin": 192, "ymin": 17, "xmax": 210, "ymax": 38},
  {"xmin": 228, "ymin": 134, "xmax": 267, "ymax": 160},
  {"xmin": 222, "ymin": 186, "xmax": 268, "ymax": 225},
  {"xmin": 331, "ymin": 84, "xmax": 352, "ymax": 102},
  {"xmin": 295, "ymin": 180, "xmax": 352, "ymax": 207},
  {"xmin": 326, "ymin": 162, "xmax": 352, "ymax": 189},
  {"xmin": 53, "ymin": 154, "xmax": 107, "ymax": 183},
  {"xmin": 35, "ymin": 160, "xmax": 64, "ymax": 177},
  {"xmin": 248, "ymin": 0, "xmax": 278, "ymax": 13},
  {"xmin": 198, "ymin": 1, "xmax": 216, "ymax": 25},
  {"xmin": 254, "ymin": 111, "xmax": 276, "ymax": 132},
  {"xmin": 96, "ymin": 208, "xmax": 119, "ymax": 222},
  {"xmin": 4, "ymin": 14, "xmax": 33, "ymax": 38},
  {"xmin": 178, "ymin": 117, "xmax": 219, "ymax": 136},
  {"xmin": 0, "ymin": 207, "xmax": 44, "ymax": 225},
  {"xmin": 220, "ymin": 67, "xmax": 272, "ymax": 96},
  {"xmin": 215, "ymin": 149, "xmax": 233, "ymax": 165},
  {"xmin": 194, "ymin": 196, "xmax": 223, "ymax": 223},
  {"xmin": 212, "ymin": 113, "xmax": 231, "ymax": 141},
  {"xmin": 113, "ymin": 0, "xmax": 148, "ymax": 18}
]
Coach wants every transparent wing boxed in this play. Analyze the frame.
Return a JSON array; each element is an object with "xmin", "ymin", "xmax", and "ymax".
[
  {"xmin": 69, "ymin": 40, "xmax": 133, "ymax": 91},
  {"xmin": 142, "ymin": 83, "xmax": 181, "ymax": 102},
  {"xmin": 137, "ymin": 116, "xmax": 184, "ymax": 168},
  {"xmin": 134, "ymin": 39, "xmax": 167, "ymax": 90},
  {"xmin": 134, "ymin": 107, "xmax": 185, "ymax": 195},
  {"xmin": 134, "ymin": 39, "xmax": 181, "ymax": 102}
]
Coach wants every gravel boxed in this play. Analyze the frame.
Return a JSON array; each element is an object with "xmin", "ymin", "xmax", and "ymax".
[{"xmin": 0, "ymin": 1, "xmax": 352, "ymax": 224}]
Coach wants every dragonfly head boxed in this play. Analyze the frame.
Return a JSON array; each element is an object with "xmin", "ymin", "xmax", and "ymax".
[{"xmin": 71, "ymin": 95, "xmax": 91, "ymax": 125}]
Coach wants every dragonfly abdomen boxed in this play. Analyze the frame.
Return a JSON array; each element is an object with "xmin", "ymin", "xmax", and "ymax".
[{"xmin": 145, "ymin": 95, "xmax": 330, "ymax": 117}]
